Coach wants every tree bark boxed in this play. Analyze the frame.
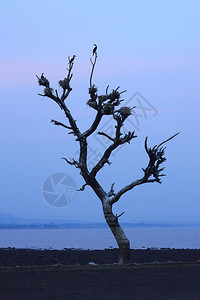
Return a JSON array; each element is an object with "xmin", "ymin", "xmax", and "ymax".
[{"xmin": 102, "ymin": 200, "xmax": 130, "ymax": 265}]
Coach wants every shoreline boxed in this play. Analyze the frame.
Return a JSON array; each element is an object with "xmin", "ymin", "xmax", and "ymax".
[{"xmin": 1, "ymin": 248, "xmax": 200, "ymax": 266}]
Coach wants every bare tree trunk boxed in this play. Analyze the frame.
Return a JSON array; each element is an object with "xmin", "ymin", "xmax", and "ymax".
[{"xmin": 102, "ymin": 200, "xmax": 130, "ymax": 265}]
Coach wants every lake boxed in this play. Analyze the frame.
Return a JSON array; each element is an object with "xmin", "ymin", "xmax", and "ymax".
[{"xmin": 0, "ymin": 227, "xmax": 200, "ymax": 250}]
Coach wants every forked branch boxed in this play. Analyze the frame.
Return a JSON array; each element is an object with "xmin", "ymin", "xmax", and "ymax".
[
  {"xmin": 111, "ymin": 133, "xmax": 179, "ymax": 204},
  {"xmin": 36, "ymin": 56, "xmax": 81, "ymax": 140},
  {"xmin": 62, "ymin": 157, "xmax": 80, "ymax": 168},
  {"xmin": 90, "ymin": 107, "xmax": 136, "ymax": 177}
]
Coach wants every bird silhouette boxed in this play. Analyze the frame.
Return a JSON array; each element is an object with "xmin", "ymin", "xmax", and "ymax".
[
  {"xmin": 69, "ymin": 55, "xmax": 76, "ymax": 64},
  {"xmin": 93, "ymin": 44, "xmax": 97, "ymax": 56}
]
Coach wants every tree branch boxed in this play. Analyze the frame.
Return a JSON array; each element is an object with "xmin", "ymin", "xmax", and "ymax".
[
  {"xmin": 98, "ymin": 132, "xmax": 115, "ymax": 142},
  {"xmin": 90, "ymin": 130, "xmax": 136, "ymax": 177},
  {"xmin": 90, "ymin": 52, "xmax": 98, "ymax": 88},
  {"xmin": 57, "ymin": 102, "xmax": 81, "ymax": 140},
  {"xmin": 36, "ymin": 74, "xmax": 62, "ymax": 105},
  {"xmin": 115, "ymin": 211, "xmax": 125, "ymax": 219},
  {"xmin": 158, "ymin": 132, "xmax": 180, "ymax": 148},
  {"xmin": 61, "ymin": 157, "xmax": 80, "ymax": 168},
  {"xmin": 51, "ymin": 119, "xmax": 72, "ymax": 130},
  {"xmin": 85, "ymin": 90, "xmax": 131, "ymax": 140},
  {"xmin": 107, "ymin": 183, "xmax": 115, "ymax": 197},
  {"xmin": 83, "ymin": 110, "xmax": 103, "ymax": 138},
  {"xmin": 90, "ymin": 108, "xmax": 137, "ymax": 177},
  {"xmin": 110, "ymin": 133, "xmax": 179, "ymax": 204},
  {"xmin": 77, "ymin": 183, "xmax": 88, "ymax": 191},
  {"xmin": 59, "ymin": 55, "xmax": 75, "ymax": 102},
  {"xmin": 37, "ymin": 67, "xmax": 82, "ymax": 141},
  {"xmin": 111, "ymin": 178, "xmax": 146, "ymax": 204}
]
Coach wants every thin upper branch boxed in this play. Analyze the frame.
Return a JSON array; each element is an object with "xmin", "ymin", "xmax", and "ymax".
[
  {"xmin": 97, "ymin": 132, "xmax": 115, "ymax": 142},
  {"xmin": 51, "ymin": 119, "xmax": 72, "ymax": 130},
  {"xmin": 61, "ymin": 103, "xmax": 81, "ymax": 139},
  {"xmin": 62, "ymin": 157, "xmax": 80, "ymax": 168},
  {"xmin": 83, "ymin": 48, "xmax": 104, "ymax": 138},
  {"xmin": 158, "ymin": 132, "xmax": 180, "ymax": 148},
  {"xmin": 83, "ymin": 110, "xmax": 103, "ymax": 138},
  {"xmin": 90, "ymin": 52, "xmax": 98, "ymax": 88}
]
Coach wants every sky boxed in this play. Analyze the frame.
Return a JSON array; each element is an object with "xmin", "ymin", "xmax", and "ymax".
[{"xmin": 0, "ymin": 0, "xmax": 200, "ymax": 223}]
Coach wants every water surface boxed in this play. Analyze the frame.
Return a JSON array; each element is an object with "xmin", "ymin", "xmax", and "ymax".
[{"xmin": 0, "ymin": 227, "xmax": 200, "ymax": 249}]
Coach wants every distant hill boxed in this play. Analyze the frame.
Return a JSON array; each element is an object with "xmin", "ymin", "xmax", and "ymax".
[
  {"xmin": 0, "ymin": 212, "xmax": 88, "ymax": 225},
  {"xmin": 0, "ymin": 213, "xmax": 25, "ymax": 223},
  {"xmin": 0, "ymin": 212, "xmax": 107, "ymax": 228}
]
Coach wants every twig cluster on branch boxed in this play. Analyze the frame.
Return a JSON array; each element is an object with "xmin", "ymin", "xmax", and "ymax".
[{"xmin": 143, "ymin": 138, "xmax": 166, "ymax": 183}]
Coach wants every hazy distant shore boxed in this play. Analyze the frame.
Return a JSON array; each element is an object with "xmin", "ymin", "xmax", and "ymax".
[{"xmin": 1, "ymin": 222, "xmax": 200, "ymax": 229}]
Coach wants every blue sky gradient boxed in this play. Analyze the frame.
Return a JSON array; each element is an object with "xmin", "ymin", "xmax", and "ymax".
[{"xmin": 1, "ymin": 0, "xmax": 200, "ymax": 222}]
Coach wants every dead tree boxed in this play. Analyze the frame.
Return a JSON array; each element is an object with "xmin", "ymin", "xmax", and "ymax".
[{"xmin": 37, "ymin": 46, "xmax": 179, "ymax": 264}]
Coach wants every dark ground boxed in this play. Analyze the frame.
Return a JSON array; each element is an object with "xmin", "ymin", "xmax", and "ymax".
[{"xmin": 0, "ymin": 248, "xmax": 200, "ymax": 299}]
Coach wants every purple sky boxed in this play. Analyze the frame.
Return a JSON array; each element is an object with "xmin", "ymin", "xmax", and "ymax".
[{"xmin": 1, "ymin": 0, "xmax": 200, "ymax": 222}]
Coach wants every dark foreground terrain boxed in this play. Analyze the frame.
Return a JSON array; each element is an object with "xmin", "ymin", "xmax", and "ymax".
[{"xmin": 0, "ymin": 248, "xmax": 200, "ymax": 299}]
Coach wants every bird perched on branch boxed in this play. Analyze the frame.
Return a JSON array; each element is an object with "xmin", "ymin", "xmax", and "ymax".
[
  {"xmin": 41, "ymin": 73, "xmax": 44, "ymax": 79},
  {"xmin": 93, "ymin": 44, "xmax": 97, "ymax": 55},
  {"xmin": 69, "ymin": 55, "xmax": 76, "ymax": 64}
]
